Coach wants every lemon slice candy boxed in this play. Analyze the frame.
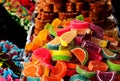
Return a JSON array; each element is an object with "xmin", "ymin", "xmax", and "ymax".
[{"xmin": 60, "ymin": 30, "xmax": 77, "ymax": 46}]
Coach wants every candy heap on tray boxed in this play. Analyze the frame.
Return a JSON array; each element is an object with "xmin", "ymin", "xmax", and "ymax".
[
  {"xmin": 22, "ymin": 17, "xmax": 120, "ymax": 81},
  {"xmin": 0, "ymin": 40, "xmax": 25, "ymax": 81},
  {"xmin": 33, "ymin": 0, "xmax": 115, "ymax": 35}
]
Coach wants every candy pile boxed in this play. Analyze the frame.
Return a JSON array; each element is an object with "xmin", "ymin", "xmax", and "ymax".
[
  {"xmin": 0, "ymin": 40, "xmax": 25, "ymax": 81},
  {"xmin": 22, "ymin": 17, "xmax": 120, "ymax": 81},
  {"xmin": 2, "ymin": 0, "xmax": 34, "ymax": 32}
]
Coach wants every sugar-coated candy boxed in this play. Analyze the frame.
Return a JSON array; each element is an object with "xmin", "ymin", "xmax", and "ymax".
[{"xmin": 22, "ymin": 17, "xmax": 120, "ymax": 81}]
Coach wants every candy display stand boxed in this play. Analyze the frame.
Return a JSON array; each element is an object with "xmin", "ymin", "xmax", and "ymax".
[
  {"xmin": 19, "ymin": 0, "xmax": 120, "ymax": 81},
  {"xmin": 0, "ymin": 0, "xmax": 35, "ymax": 80}
]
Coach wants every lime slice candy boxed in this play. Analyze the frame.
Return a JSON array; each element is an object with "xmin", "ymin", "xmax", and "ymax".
[
  {"xmin": 107, "ymin": 60, "xmax": 120, "ymax": 71},
  {"xmin": 76, "ymin": 65, "xmax": 95, "ymax": 78}
]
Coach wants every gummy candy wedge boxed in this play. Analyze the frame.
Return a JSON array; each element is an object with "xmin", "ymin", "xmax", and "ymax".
[
  {"xmin": 41, "ymin": 76, "xmax": 63, "ymax": 81},
  {"xmin": 88, "ymin": 60, "xmax": 108, "ymax": 72},
  {"xmin": 47, "ymin": 37, "xmax": 60, "ymax": 50},
  {"xmin": 22, "ymin": 64, "xmax": 43, "ymax": 77},
  {"xmin": 76, "ymin": 65, "xmax": 95, "ymax": 78},
  {"xmin": 87, "ymin": 49, "xmax": 103, "ymax": 61},
  {"xmin": 50, "ymin": 61, "xmax": 67, "ymax": 78},
  {"xmin": 101, "ymin": 47, "xmax": 117, "ymax": 59},
  {"xmin": 107, "ymin": 60, "xmax": 120, "ymax": 71},
  {"xmin": 51, "ymin": 50, "xmax": 72, "ymax": 61},
  {"xmin": 71, "ymin": 47, "xmax": 88, "ymax": 66},
  {"xmin": 60, "ymin": 30, "xmax": 77, "ymax": 46},
  {"xmin": 70, "ymin": 19, "xmax": 89, "ymax": 29},
  {"xmin": 56, "ymin": 25, "xmax": 71, "ymax": 36},
  {"xmin": 69, "ymin": 74, "xmax": 89, "ymax": 81},
  {"xmin": 96, "ymin": 70, "xmax": 116, "ymax": 81}
]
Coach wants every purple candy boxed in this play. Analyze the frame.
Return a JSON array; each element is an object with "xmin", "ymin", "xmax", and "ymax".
[{"xmin": 81, "ymin": 40, "xmax": 102, "ymax": 53}]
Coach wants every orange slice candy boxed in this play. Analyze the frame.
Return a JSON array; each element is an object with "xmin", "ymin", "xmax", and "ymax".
[
  {"xmin": 50, "ymin": 61, "xmax": 67, "ymax": 78},
  {"xmin": 71, "ymin": 47, "xmax": 88, "ymax": 66},
  {"xmin": 22, "ymin": 64, "xmax": 44, "ymax": 77},
  {"xmin": 41, "ymin": 76, "xmax": 63, "ymax": 81},
  {"xmin": 88, "ymin": 60, "xmax": 108, "ymax": 72}
]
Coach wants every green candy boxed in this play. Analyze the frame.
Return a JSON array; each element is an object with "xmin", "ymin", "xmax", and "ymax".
[
  {"xmin": 76, "ymin": 14, "xmax": 84, "ymax": 20},
  {"xmin": 47, "ymin": 43, "xmax": 59, "ymax": 50},
  {"xmin": 44, "ymin": 23, "xmax": 57, "ymax": 37},
  {"xmin": 107, "ymin": 60, "xmax": 120, "ymax": 71},
  {"xmin": 69, "ymin": 74, "xmax": 89, "ymax": 81},
  {"xmin": 76, "ymin": 65, "xmax": 95, "ymax": 78},
  {"xmin": 52, "ymin": 55, "xmax": 71, "ymax": 61},
  {"xmin": 27, "ymin": 76, "xmax": 40, "ymax": 81}
]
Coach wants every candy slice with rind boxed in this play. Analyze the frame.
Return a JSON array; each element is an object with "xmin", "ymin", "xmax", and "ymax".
[
  {"xmin": 56, "ymin": 25, "xmax": 71, "ymax": 36},
  {"xmin": 72, "ymin": 28, "xmax": 91, "ymax": 35},
  {"xmin": 76, "ymin": 65, "xmax": 95, "ymax": 78},
  {"xmin": 51, "ymin": 50, "xmax": 72, "ymax": 61},
  {"xmin": 71, "ymin": 47, "xmax": 88, "ymax": 66},
  {"xmin": 69, "ymin": 74, "xmax": 89, "ymax": 81},
  {"xmin": 103, "ymin": 36, "xmax": 118, "ymax": 46},
  {"xmin": 47, "ymin": 37, "xmax": 60, "ymax": 50},
  {"xmin": 90, "ymin": 23, "xmax": 104, "ymax": 38},
  {"xmin": 50, "ymin": 61, "xmax": 67, "ymax": 78},
  {"xmin": 52, "ymin": 55, "xmax": 71, "ymax": 61},
  {"xmin": 87, "ymin": 49, "xmax": 103, "ymax": 61},
  {"xmin": 102, "ymin": 47, "xmax": 117, "ymax": 59},
  {"xmin": 107, "ymin": 60, "xmax": 120, "ymax": 71},
  {"xmin": 70, "ymin": 19, "xmax": 89, "ymax": 29},
  {"xmin": 60, "ymin": 30, "xmax": 77, "ymax": 46},
  {"xmin": 27, "ymin": 76, "xmax": 40, "ymax": 81},
  {"xmin": 51, "ymin": 50, "xmax": 72, "ymax": 57},
  {"xmin": 108, "ymin": 44, "xmax": 119, "ymax": 53},
  {"xmin": 91, "ymin": 37, "xmax": 109, "ymax": 48},
  {"xmin": 81, "ymin": 40, "xmax": 101, "ymax": 53},
  {"xmin": 42, "ymin": 76, "xmax": 63, "ymax": 81},
  {"xmin": 88, "ymin": 60, "xmax": 108, "ymax": 72},
  {"xmin": 96, "ymin": 70, "xmax": 116, "ymax": 81}
]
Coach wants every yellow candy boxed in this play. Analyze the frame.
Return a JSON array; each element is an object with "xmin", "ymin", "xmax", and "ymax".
[
  {"xmin": 91, "ymin": 37, "xmax": 109, "ymax": 48},
  {"xmin": 51, "ymin": 50, "xmax": 72, "ymax": 57},
  {"xmin": 60, "ymin": 30, "xmax": 77, "ymax": 46},
  {"xmin": 51, "ymin": 18, "xmax": 61, "ymax": 28},
  {"xmin": 0, "ymin": 62, "xmax": 3, "ymax": 67}
]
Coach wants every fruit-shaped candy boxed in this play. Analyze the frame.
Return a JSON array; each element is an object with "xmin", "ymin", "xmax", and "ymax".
[
  {"xmin": 69, "ymin": 74, "xmax": 89, "ymax": 81},
  {"xmin": 50, "ymin": 61, "xmax": 67, "ymax": 78},
  {"xmin": 96, "ymin": 70, "xmax": 116, "ymax": 81},
  {"xmin": 71, "ymin": 47, "xmax": 88, "ymax": 66},
  {"xmin": 107, "ymin": 60, "xmax": 120, "ymax": 71},
  {"xmin": 56, "ymin": 25, "xmax": 71, "ymax": 36},
  {"xmin": 76, "ymin": 65, "xmax": 95, "ymax": 78},
  {"xmin": 70, "ymin": 19, "xmax": 89, "ymax": 29},
  {"xmin": 26, "ymin": 77, "xmax": 40, "ymax": 81},
  {"xmin": 60, "ymin": 30, "xmax": 77, "ymax": 46},
  {"xmin": 101, "ymin": 47, "xmax": 117, "ymax": 59},
  {"xmin": 88, "ymin": 60, "xmax": 108, "ymax": 72},
  {"xmin": 81, "ymin": 40, "xmax": 102, "ymax": 53},
  {"xmin": 47, "ymin": 37, "xmax": 60, "ymax": 50},
  {"xmin": 51, "ymin": 50, "xmax": 72, "ymax": 61}
]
